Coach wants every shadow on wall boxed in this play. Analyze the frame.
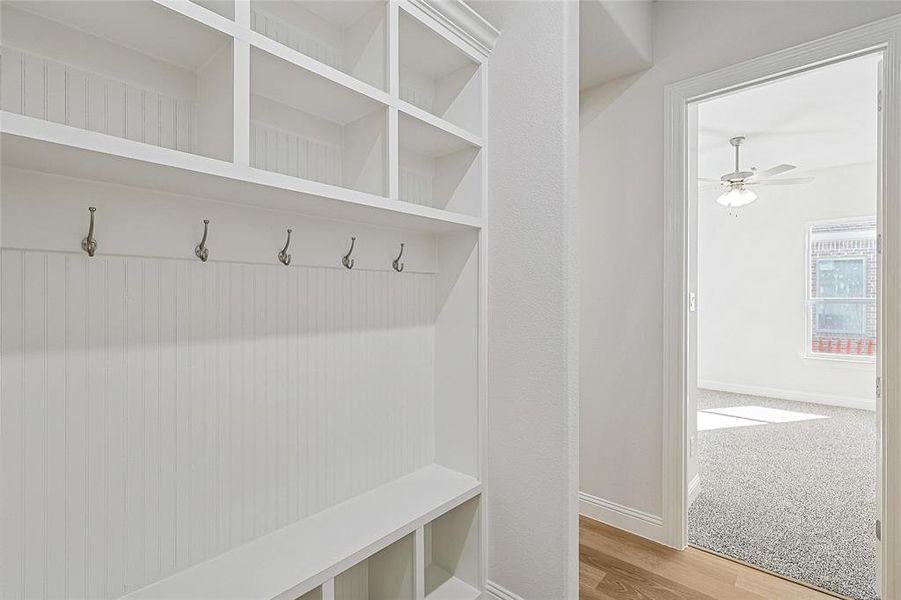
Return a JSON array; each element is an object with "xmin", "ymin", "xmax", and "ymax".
[{"xmin": 580, "ymin": 70, "xmax": 649, "ymax": 124}]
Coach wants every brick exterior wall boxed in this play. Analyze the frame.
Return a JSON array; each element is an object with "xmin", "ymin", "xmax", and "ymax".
[{"xmin": 808, "ymin": 219, "xmax": 877, "ymax": 357}]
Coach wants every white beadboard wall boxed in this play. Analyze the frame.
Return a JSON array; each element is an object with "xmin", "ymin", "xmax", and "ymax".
[
  {"xmin": 0, "ymin": 46, "xmax": 196, "ymax": 154},
  {"xmin": 0, "ymin": 245, "xmax": 437, "ymax": 597}
]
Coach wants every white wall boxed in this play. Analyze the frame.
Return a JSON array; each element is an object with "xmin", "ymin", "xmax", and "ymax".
[
  {"xmin": 0, "ymin": 168, "xmax": 439, "ymax": 599},
  {"xmin": 471, "ymin": 1, "xmax": 580, "ymax": 598},
  {"xmin": 580, "ymin": 1, "xmax": 901, "ymax": 534},
  {"xmin": 698, "ymin": 163, "xmax": 877, "ymax": 410}
]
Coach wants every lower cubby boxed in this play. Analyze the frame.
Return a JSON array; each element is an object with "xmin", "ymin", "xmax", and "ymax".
[
  {"xmin": 398, "ymin": 113, "xmax": 481, "ymax": 215},
  {"xmin": 424, "ymin": 497, "xmax": 480, "ymax": 600},
  {"xmin": 336, "ymin": 534, "xmax": 415, "ymax": 600}
]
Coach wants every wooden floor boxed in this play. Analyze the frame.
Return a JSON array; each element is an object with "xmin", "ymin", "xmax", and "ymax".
[{"xmin": 580, "ymin": 516, "xmax": 841, "ymax": 600}]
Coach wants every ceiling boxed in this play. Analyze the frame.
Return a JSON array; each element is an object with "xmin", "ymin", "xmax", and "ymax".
[{"xmin": 698, "ymin": 53, "xmax": 881, "ymax": 180}]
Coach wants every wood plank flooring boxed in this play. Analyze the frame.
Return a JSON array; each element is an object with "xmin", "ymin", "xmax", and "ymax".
[{"xmin": 580, "ymin": 516, "xmax": 841, "ymax": 600}]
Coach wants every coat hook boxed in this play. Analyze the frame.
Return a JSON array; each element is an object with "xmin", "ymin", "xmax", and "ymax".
[
  {"xmin": 342, "ymin": 237, "xmax": 356, "ymax": 269},
  {"xmin": 392, "ymin": 243, "xmax": 405, "ymax": 273},
  {"xmin": 195, "ymin": 219, "xmax": 210, "ymax": 262},
  {"xmin": 81, "ymin": 206, "xmax": 98, "ymax": 257},
  {"xmin": 278, "ymin": 228, "xmax": 292, "ymax": 266}
]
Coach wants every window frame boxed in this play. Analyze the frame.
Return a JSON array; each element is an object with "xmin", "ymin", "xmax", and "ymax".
[{"xmin": 804, "ymin": 217, "xmax": 877, "ymax": 363}]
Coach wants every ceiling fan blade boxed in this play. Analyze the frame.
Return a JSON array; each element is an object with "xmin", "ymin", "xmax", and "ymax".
[
  {"xmin": 751, "ymin": 164, "xmax": 797, "ymax": 179},
  {"xmin": 748, "ymin": 177, "xmax": 815, "ymax": 186},
  {"xmin": 698, "ymin": 177, "xmax": 723, "ymax": 183}
]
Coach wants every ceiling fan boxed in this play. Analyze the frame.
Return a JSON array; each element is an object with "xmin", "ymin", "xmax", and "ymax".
[{"xmin": 700, "ymin": 136, "xmax": 814, "ymax": 208}]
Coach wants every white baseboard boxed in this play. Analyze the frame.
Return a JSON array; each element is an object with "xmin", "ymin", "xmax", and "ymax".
[
  {"xmin": 697, "ymin": 379, "xmax": 876, "ymax": 411},
  {"xmin": 687, "ymin": 474, "xmax": 701, "ymax": 508},
  {"xmin": 485, "ymin": 580, "xmax": 525, "ymax": 600},
  {"xmin": 579, "ymin": 491, "xmax": 664, "ymax": 543}
]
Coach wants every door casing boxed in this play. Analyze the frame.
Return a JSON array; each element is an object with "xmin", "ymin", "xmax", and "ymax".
[{"xmin": 662, "ymin": 14, "xmax": 901, "ymax": 599}]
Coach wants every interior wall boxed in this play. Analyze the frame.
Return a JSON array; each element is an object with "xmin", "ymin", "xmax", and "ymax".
[
  {"xmin": 699, "ymin": 163, "xmax": 877, "ymax": 409},
  {"xmin": 470, "ymin": 1, "xmax": 580, "ymax": 598},
  {"xmin": 0, "ymin": 168, "xmax": 440, "ymax": 599},
  {"xmin": 579, "ymin": 0, "xmax": 901, "ymax": 534}
]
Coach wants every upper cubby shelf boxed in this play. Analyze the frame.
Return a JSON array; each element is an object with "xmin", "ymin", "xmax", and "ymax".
[
  {"xmin": 0, "ymin": 0, "xmax": 498, "ymax": 235},
  {"xmin": 250, "ymin": 47, "xmax": 387, "ymax": 196},
  {"xmin": 0, "ymin": 0, "xmax": 234, "ymax": 161},
  {"xmin": 250, "ymin": 1, "xmax": 387, "ymax": 91},
  {"xmin": 399, "ymin": 112, "xmax": 481, "ymax": 216},
  {"xmin": 398, "ymin": 6, "xmax": 481, "ymax": 137}
]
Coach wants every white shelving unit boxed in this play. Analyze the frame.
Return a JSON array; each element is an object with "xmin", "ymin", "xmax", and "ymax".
[{"xmin": 0, "ymin": 1, "xmax": 498, "ymax": 600}]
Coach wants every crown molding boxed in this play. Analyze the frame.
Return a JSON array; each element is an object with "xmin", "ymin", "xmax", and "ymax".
[{"xmin": 409, "ymin": 0, "xmax": 500, "ymax": 59}]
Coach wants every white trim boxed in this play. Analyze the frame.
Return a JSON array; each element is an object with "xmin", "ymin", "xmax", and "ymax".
[
  {"xmin": 485, "ymin": 580, "xmax": 526, "ymax": 600},
  {"xmin": 687, "ymin": 474, "xmax": 701, "ymax": 508},
  {"xmin": 697, "ymin": 380, "xmax": 876, "ymax": 412},
  {"xmin": 408, "ymin": 0, "xmax": 499, "ymax": 60},
  {"xmin": 578, "ymin": 492, "xmax": 665, "ymax": 544},
  {"xmin": 664, "ymin": 14, "xmax": 901, "ymax": 598}
]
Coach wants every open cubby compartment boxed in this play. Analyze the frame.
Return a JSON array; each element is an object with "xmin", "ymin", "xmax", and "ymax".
[
  {"xmin": 424, "ymin": 497, "xmax": 481, "ymax": 600},
  {"xmin": 398, "ymin": 9, "xmax": 481, "ymax": 136},
  {"xmin": 399, "ymin": 113, "xmax": 481, "ymax": 215},
  {"xmin": 0, "ymin": 1, "xmax": 234, "ymax": 161},
  {"xmin": 335, "ymin": 534, "xmax": 415, "ymax": 600},
  {"xmin": 251, "ymin": 0, "xmax": 387, "ymax": 90},
  {"xmin": 191, "ymin": 0, "xmax": 235, "ymax": 20},
  {"xmin": 250, "ymin": 47, "xmax": 387, "ymax": 195}
]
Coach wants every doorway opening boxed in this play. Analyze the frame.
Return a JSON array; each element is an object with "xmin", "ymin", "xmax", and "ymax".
[{"xmin": 687, "ymin": 54, "xmax": 881, "ymax": 599}]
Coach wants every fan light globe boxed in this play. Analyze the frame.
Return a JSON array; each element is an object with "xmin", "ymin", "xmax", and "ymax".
[{"xmin": 716, "ymin": 187, "xmax": 757, "ymax": 208}]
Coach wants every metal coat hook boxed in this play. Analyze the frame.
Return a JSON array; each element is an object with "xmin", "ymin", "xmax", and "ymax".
[
  {"xmin": 195, "ymin": 219, "xmax": 210, "ymax": 262},
  {"xmin": 81, "ymin": 206, "xmax": 98, "ymax": 257},
  {"xmin": 392, "ymin": 243, "xmax": 405, "ymax": 273},
  {"xmin": 278, "ymin": 228, "xmax": 293, "ymax": 266},
  {"xmin": 342, "ymin": 237, "xmax": 356, "ymax": 269}
]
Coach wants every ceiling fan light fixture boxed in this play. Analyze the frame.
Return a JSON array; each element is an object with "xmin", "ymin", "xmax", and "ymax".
[{"xmin": 716, "ymin": 186, "xmax": 757, "ymax": 208}]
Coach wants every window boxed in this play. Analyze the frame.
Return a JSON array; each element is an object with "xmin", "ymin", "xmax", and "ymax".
[{"xmin": 807, "ymin": 220, "xmax": 877, "ymax": 359}]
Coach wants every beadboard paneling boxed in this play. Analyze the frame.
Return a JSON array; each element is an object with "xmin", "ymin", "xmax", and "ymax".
[
  {"xmin": 251, "ymin": 7, "xmax": 341, "ymax": 70},
  {"xmin": 0, "ymin": 249, "xmax": 435, "ymax": 600},
  {"xmin": 250, "ymin": 121, "xmax": 343, "ymax": 186},
  {"xmin": 0, "ymin": 46, "xmax": 194, "ymax": 154}
]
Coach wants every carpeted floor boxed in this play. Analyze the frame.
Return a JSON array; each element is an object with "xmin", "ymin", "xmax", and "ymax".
[{"xmin": 688, "ymin": 389, "xmax": 878, "ymax": 600}]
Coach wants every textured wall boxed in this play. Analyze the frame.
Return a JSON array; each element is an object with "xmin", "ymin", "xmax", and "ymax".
[
  {"xmin": 580, "ymin": 0, "xmax": 901, "ymax": 526},
  {"xmin": 470, "ymin": 1, "xmax": 580, "ymax": 598}
]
